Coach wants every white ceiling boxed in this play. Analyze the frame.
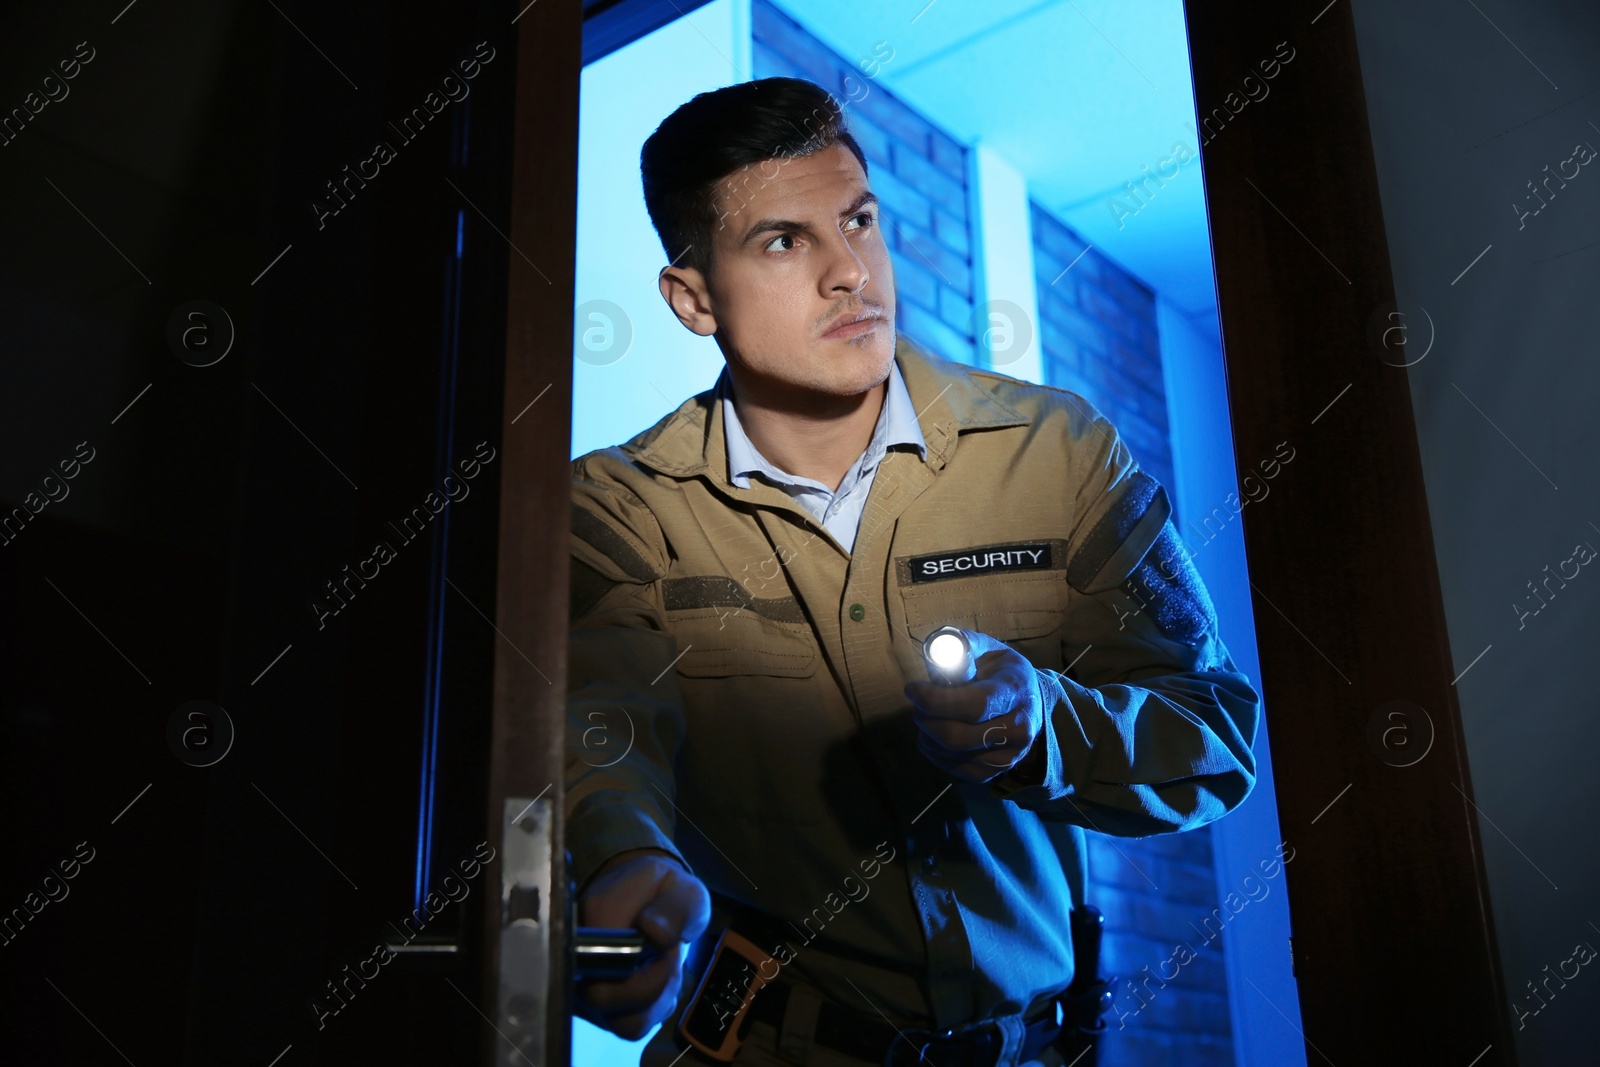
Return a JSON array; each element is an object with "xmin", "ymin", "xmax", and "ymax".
[{"xmin": 770, "ymin": 0, "xmax": 1221, "ymax": 339}]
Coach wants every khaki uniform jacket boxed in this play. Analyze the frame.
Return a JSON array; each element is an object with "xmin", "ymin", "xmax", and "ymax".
[{"xmin": 566, "ymin": 332, "xmax": 1260, "ymax": 1032}]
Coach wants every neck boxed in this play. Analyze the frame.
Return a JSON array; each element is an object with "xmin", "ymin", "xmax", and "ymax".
[{"xmin": 728, "ymin": 370, "xmax": 887, "ymax": 493}]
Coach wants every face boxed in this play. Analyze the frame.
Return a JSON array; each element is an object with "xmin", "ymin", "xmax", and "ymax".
[{"xmin": 658, "ymin": 143, "xmax": 896, "ymax": 406}]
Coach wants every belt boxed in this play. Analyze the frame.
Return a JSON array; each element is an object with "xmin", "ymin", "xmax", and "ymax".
[{"xmin": 748, "ymin": 976, "xmax": 1064, "ymax": 1067}]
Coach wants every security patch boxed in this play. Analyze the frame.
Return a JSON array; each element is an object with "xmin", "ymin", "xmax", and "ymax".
[{"xmin": 897, "ymin": 540, "xmax": 1062, "ymax": 585}]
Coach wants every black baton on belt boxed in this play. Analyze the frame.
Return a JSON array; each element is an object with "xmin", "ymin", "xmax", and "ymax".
[{"xmin": 1057, "ymin": 904, "xmax": 1114, "ymax": 1063}]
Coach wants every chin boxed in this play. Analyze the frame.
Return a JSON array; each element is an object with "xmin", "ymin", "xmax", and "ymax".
[{"xmin": 839, "ymin": 351, "xmax": 895, "ymax": 395}]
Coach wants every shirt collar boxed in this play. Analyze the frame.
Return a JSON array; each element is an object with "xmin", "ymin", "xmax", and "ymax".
[
  {"xmin": 619, "ymin": 331, "xmax": 1030, "ymax": 486},
  {"xmin": 718, "ymin": 355, "xmax": 928, "ymax": 490}
]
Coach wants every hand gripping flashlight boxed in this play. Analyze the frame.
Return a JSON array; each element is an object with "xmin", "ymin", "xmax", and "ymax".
[{"xmin": 922, "ymin": 625, "xmax": 977, "ymax": 685}]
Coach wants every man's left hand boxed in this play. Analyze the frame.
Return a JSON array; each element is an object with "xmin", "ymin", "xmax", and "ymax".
[{"xmin": 903, "ymin": 630, "xmax": 1048, "ymax": 785}]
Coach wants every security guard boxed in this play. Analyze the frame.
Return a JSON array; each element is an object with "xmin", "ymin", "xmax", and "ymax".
[{"xmin": 567, "ymin": 77, "xmax": 1260, "ymax": 1067}]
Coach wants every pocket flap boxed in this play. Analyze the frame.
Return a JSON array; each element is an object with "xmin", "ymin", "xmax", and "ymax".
[{"xmin": 665, "ymin": 608, "xmax": 819, "ymax": 678}]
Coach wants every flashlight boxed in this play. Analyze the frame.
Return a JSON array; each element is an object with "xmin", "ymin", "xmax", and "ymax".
[{"xmin": 922, "ymin": 625, "xmax": 976, "ymax": 685}]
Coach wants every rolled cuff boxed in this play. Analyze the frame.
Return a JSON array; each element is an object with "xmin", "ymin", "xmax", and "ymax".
[
  {"xmin": 989, "ymin": 667, "xmax": 1080, "ymax": 806},
  {"xmin": 567, "ymin": 791, "xmax": 689, "ymax": 894}
]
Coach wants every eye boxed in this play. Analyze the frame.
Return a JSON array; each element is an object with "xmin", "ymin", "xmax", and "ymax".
[
  {"xmin": 763, "ymin": 233, "xmax": 799, "ymax": 253},
  {"xmin": 844, "ymin": 212, "xmax": 876, "ymax": 232}
]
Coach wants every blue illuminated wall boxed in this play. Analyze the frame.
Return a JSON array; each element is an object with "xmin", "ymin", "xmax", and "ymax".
[
  {"xmin": 1033, "ymin": 174, "xmax": 1232, "ymax": 1067},
  {"xmin": 1032, "ymin": 211, "xmax": 1178, "ymax": 501}
]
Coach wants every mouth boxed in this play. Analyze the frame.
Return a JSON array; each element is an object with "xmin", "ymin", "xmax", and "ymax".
[{"xmin": 821, "ymin": 310, "xmax": 884, "ymax": 340}]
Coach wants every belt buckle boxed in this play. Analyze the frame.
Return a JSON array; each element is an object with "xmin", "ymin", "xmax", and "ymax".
[{"xmin": 886, "ymin": 1022, "xmax": 1002, "ymax": 1067}]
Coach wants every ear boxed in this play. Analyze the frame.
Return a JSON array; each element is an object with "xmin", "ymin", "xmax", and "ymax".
[{"xmin": 659, "ymin": 265, "xmax": 718, "ymax": 336}]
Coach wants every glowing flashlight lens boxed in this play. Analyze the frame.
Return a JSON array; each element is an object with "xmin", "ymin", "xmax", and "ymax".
[
  {"xmin": 928, "ymin": 633, "xmax": 966, "ymax": 668},
  {"xmin": 922, "ymin": 626, "xmax": 975, "ymax": 685}
]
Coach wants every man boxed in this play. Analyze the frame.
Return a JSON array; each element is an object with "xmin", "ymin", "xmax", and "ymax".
[{"xmin": 567, "ymin": 77, "xmax": 1260, "ymax": 1067}]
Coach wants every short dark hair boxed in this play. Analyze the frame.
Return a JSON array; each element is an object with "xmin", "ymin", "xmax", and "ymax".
[{"xmin": 640, "ymin": 77, "xmax": 869, "ymax": 283}]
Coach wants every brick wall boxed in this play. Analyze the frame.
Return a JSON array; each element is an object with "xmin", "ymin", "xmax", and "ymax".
[
  {"xmin": 1033, "ymin": 210, "xmax": 1232, "ymax": 1063},
  {"xmin": 1090, "ymin": 829, "xmax": 1235, "ymax": 1066},
  {"xmin": 752, "ymin": 5, "xmax": 1234, "ymax": 1064},
  {"xmin": 1031, "ymin": 205, "xmax": 1178, "ymax": 498},
  {"xmin": 752, "ymin": 0, "xmax": 977, "ymax": 365}
]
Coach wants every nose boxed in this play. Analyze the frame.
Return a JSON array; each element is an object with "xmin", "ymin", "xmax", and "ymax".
[{"xmin": 821, "ymin": 228, "xmax": 870, "ymax": 297}]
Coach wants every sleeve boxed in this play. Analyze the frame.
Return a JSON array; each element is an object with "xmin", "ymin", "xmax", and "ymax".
[
  {"xmin": 565, "ymin": 458, "xmax": 694, "ymax": 892},
  {"xmin": 987, "ymin": 402, "xmax": 1261, "ymax": 836}
]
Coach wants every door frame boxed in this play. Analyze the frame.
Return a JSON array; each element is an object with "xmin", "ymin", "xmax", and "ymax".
[
  {"xmin": 1181, "ymin": 1, "xmax": 1515, "ymax": 1061},
  {"xmin": 480, "ymin": 1, "xmax": 582, "ymax": 1065}
]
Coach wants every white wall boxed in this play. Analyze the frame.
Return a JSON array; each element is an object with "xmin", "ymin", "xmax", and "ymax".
[
  {"xmin": 969, "ymin": 142, "xmax": 1044, "ymax": 382},
  {"xmin": 570, "ymin": 0, "xmax": 752, "ymax": 464}
]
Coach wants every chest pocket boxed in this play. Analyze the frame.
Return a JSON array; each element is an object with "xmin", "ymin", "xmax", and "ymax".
[
  {"xmin": 665, "ymin": 610, "xmax": 819, "ymax": 677},
  {"xmin": 897, "ymin": 569, "xmax": 1070, "ymax": 673},
  {"xmin": 661, "ymin": 575, "xmax": 818, "ymax": 677},
  {"xmin": 660, "ymin": 580, "xmax": 828, "ymax": 829},
  {"xmin": 901, "ymin": 573, "xmax": 1066, "ymax": 641}
]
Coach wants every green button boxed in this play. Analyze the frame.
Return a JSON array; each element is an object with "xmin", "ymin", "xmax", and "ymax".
[{"xmin": 849, "ymin": 603, "xmax": 865, "ymax": 621}]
